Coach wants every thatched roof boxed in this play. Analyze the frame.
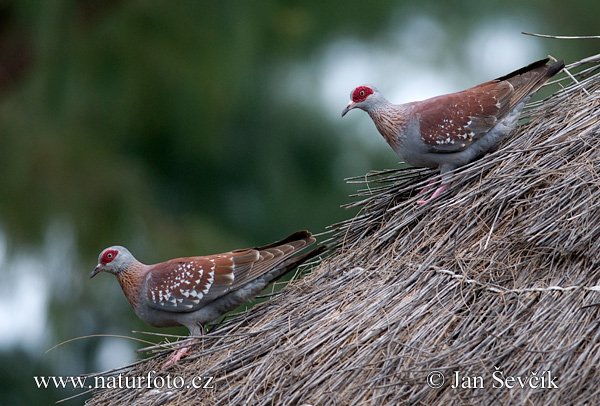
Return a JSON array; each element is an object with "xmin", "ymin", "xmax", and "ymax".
[{"xmin": 84, "ymin": 54, "xmax": 600, "ymax": 405}]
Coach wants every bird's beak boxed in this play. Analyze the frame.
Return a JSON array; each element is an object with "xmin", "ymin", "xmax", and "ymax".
[
  {"xmin": 90, "ymin": 264, "xmax": 103, "ymax": 279},
  {"xmin": 341, "ymin": 101, "xmax": 355, "ymax": 117}
]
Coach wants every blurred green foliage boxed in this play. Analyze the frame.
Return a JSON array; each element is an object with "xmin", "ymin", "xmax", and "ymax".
[{"xmin": 0, "ymin": 1, "xmax": 355, "ymax": 257}]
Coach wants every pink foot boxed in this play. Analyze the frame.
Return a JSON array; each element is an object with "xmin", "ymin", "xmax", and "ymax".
[
  {"xmin": 162, "ymin": 342, "xmax": 192, "ymax": 368},
  {"xmin": 417, "ymin": 185, "xmax": 446, "ymax": 205},
  {"xmin": 416, "ymin": 180, "xmax": 435, "ymax": 196}
]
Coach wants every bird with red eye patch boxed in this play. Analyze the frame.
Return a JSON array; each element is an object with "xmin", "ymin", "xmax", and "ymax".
[
  {"xmin": 342, "ymin": 58, "xmax": 564, "ymax": 204},
  {"xmin": 90, "ymin": 231, "xmax": 324, "ymax": 367},
  {"xmin": 101, "ymin": 250, "xmax": 117, "ymax": 264}
]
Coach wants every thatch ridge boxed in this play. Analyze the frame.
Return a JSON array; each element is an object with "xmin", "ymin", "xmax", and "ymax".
[{"xmin": 85, "ymin": 54, "xmax": 600, "ymax": 405}]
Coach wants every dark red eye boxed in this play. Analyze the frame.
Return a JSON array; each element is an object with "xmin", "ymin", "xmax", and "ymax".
[
  {"xmin": 352, "ymin": 86, "xmax": 373, "ymax": 103},
  {"xmin": 102, "ymin": 250, "xmax": 118, "ymax": 264}
]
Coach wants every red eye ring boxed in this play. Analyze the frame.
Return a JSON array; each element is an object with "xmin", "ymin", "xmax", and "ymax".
[
  {"xmin": 102, "ymin": 250, "xmax": 118, "ymax": 264},
  {"xmin": 352, "ymin": 86, "xmax": 373, "ymax": 103}
]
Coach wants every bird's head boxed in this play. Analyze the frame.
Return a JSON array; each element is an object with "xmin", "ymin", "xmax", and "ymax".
[
  {"xmin": 90, "ymin": 246, "xmax": 135, "ymax": 278},
  {"xmin": 341, "ymin": 85, "xmax": 380, "ymax": 117}
]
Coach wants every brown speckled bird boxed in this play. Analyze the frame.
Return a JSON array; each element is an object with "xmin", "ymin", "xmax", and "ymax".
[
  {"xmin": 90, "ymin": 231, "xmax": 323, "ymax": 366},
  {"xmin": 342, "ymin": 58, "xmax": 564, "ymax": 204}
]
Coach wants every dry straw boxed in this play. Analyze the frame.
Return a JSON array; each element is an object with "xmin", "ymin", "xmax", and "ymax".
[{"xmin": 85, "ymin": 53, "xmax": 600, "ymax": 405}]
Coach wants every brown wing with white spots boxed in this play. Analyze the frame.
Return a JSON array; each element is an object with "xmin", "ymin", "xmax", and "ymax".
[
  {"xmin": 416, "ymin": 58, "xmax": 563, "ymax": 154},
  {"xmin": 228, "ymin": 232, "xmax": 313, "ymax": 290},
  {"xmin": 144, "ymin": 255, "xmax": 238, "ymax": 313},
  {"xmin": 144, "ymin": 231, "xmax": 316, "ymax": 313},
  {"xmin": 415, "ymin": 80, "xmax": 513, "ymax": 153}
]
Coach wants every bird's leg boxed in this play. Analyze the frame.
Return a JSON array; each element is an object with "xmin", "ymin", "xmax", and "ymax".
[
  {"xmin": 417, "ymin": 185, "xmax": 446, "ymax": 205},
  {"xmin": 417, "ymin": 170, "xmax": 451, "ymax": 204},
  {"xmin": 162, "ymin": 325, "xmax": 204, "ymax": 368},
  {"xmin": 416, "ymin": 180, "xmax": 435, "ymax": 196},
  {"xmin": 162, "ymin": 339, "xmax": 194, "ymax": 368}
]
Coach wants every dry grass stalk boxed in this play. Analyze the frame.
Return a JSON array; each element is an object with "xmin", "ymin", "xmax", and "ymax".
[{"xmin": 84, "ymin": 54, "xmax": 600, "ymax": 405}]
